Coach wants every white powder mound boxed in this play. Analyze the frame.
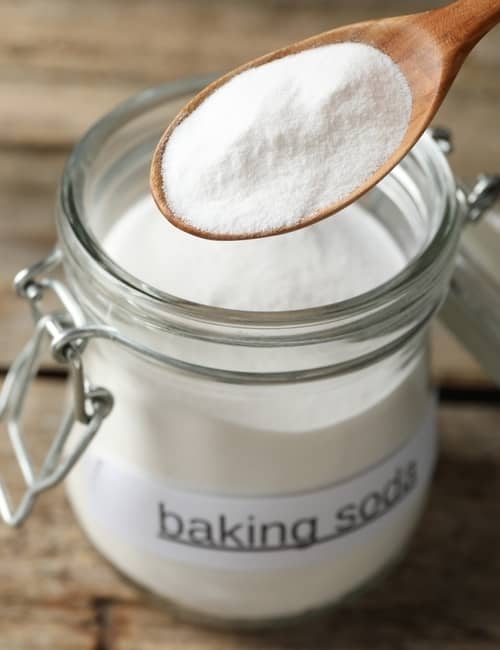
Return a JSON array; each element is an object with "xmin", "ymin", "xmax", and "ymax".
[
  {"xmin": 162, "ymin": 42, "xmax": 412, "ymax": 237},
  {"xmin": 103, "ymin": 196, "xmax": 406, "ymax": 311}
]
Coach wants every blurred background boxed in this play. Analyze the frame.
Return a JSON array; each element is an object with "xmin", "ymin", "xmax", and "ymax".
[
  {"xmin": 0, "ymin": 1, "xmax": 499, "ymax": 648},
  {"xmin": 1, "ymin": 0, "xmax": 499, "ymax": 383}
]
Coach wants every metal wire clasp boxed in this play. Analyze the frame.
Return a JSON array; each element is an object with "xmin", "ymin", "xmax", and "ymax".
[
  {"xmin": 0, "ymin": 249, "xmax": 113, "ymax": 527},
  {"xmin": 430, "ymin": 128, "xmax": 500, "ymax": 222},
  {"xmin": 467, "ymin": 174, "xmax": 500, "ymax": 222}
]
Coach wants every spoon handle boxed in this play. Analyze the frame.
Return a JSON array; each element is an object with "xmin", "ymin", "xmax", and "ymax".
[{"xmin": 428, "ymin": 0, "xmax": 500, "ymax": 54}]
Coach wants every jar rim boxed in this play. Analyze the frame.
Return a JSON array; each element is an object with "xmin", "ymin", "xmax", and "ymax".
[{"xmin": 59, "ymin": 77, "xmax": 462, "ymax": 330}]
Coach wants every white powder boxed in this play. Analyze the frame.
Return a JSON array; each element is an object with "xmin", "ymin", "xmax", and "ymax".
[
  {"xmin": 65, "ymin": 192, "xmax": 435, "ymax": 624},
  {"xmin": 103, "ymin": 195, "xmax": 405, "ymax": 310},
  {"xmin": 162, "ymin": 42, "xmax": 412, "ymax": 237}
]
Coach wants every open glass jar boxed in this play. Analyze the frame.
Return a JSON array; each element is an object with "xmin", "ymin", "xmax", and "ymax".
[{"xmin": 1, "ymin": 78, "xmax": 499, "ymax": 627}]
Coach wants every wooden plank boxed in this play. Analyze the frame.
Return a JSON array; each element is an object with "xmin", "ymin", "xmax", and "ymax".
[
  {"xmin": 0, "ymin": 81, "xmax": 138, "ymax": 150},
  {"xmin": 108, "ymin": 606, "xmax": 500, "ymax": 650},
  {"xmin": 0, "ymin": 150, "xmax": 62, "ymax": 367},
  {"xmin": 0, "ymin": 0, "xmax": 497, "ymax": 79},
  {"xmin": 0, "ymin": 150, "xmax": 61, "ymax": 271},
  {"xmin": 0, "ymin": 604, "xmax": 99, "ymax": 650},
  {"xmin": 0, "ymin": 0, "xmax": 498, "ymax": 150},
  {"xmin": 0, "ymin": 1, "xmax": 447, "ymax": 84}
]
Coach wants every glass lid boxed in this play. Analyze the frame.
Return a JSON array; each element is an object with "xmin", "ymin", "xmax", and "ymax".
[{"xmin": 441, "ymin": 187, "xmax": 500, "ymax": 386}]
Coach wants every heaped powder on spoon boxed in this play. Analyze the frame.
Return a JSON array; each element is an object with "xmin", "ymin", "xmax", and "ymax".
[{"xmin": 161, "ymin": 42, "xmax": 412, "ymax": 237}]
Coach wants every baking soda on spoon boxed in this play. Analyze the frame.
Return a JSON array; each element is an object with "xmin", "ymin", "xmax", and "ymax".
[{"xmin": 158, "ymin": 42, "xmax": 412, "ymax": 238}]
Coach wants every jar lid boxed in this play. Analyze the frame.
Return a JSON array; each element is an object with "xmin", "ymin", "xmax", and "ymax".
[{"xmin": 441, "ymin": 194, "xmax": 500, "ymax": 385}]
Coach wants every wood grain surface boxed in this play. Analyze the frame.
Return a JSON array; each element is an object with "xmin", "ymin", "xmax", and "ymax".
[
  {"xmin": 1, "ymin": 0, "xmax": 499, "ymax": 383},
  {"xmin": 1, "ymin": 1, "xmax": 500, "ymax": 648}
]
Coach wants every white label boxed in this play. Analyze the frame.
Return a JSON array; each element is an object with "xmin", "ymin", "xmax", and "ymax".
[{"xmin": 84, "ymin": 409, "xmax": 436, "ymax": 570}]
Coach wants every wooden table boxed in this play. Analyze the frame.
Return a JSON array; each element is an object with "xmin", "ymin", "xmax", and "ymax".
[{"xmin": 1, "ymin": 1, "xmax": 500, "ymax": 647}]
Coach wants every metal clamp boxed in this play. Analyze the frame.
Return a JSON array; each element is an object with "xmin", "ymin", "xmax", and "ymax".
[
  {"xmin": 467, "ymin": 174, "xmax": 500, "ymax": 222},
  {"xmin": 430, "ymin": 126, "xmax": 454, "ymax": 155},
  {"xmin": 430, "ymin": 129, "xmax": 500, "ymax": 222},
  {"xmin": 0, "ymin": 250, "xmax": 113, "ymax": 527}
]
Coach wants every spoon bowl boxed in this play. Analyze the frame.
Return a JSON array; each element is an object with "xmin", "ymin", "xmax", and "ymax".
[{"xmin": 151, "ymin": 0, "xmax": 500, "ymax": 240}]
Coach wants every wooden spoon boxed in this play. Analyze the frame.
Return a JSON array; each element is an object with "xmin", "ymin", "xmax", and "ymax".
[{"xmin": 151, "ymin": 0, "xmax": 500, "ymax": 241}]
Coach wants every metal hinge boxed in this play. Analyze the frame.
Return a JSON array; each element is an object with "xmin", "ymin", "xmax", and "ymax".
[
  {"xmin": 467, "ymin": 174, "xmax": 500, "ymax": 222},
  {"xmin": 430, "ymin": 128, "xmax": 500, "ymax": 222},
  {"xmin": 0, "ymin": 249, "xmax": 113, "ymax": 526}
]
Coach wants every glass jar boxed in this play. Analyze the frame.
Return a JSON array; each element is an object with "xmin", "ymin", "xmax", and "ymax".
[{"xmin": 1, "ymin": 78, "xmax": 499, "ymax": 628}]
